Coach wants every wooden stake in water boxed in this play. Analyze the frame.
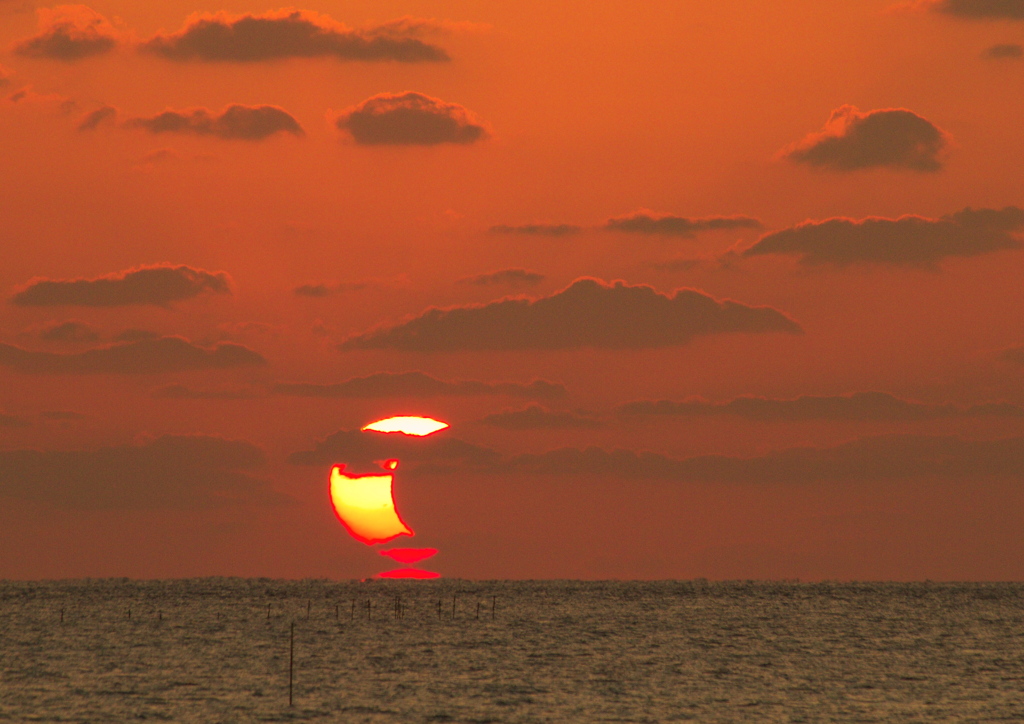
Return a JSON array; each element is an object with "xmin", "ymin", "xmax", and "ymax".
[
  {"xmin": 127, "ymin": 608, "xmax": 131, "ymax": 620},
  {"xmin": 306, "ymin": 600, "xmax": 311, "ymax": 619},
  {"xmin": 288, "ymin": 621, "xmax": 294, "ymax": 707},
  {"xmin": 476, "ymin": 602, "xmax": 480, "ymax": 620},
  {"xmin": 267, "ymin": 603, "xmax": 271, "ymax": 620},
  {"xmin": 366, "ymin": 599, "xmax": 371, "ymax": 621},
  {"xmin": 351, "ymin": 600, "xmax": 355, "ymax": 621},
  {"xmin": 437, "ymin": 599, "xmax": 441, "ymax": 620},
  {"xmin": 492, "ymin": 596, "xmax": 496, "ymax": 620},
  {"xmin": 335, "ymin": 603, "xmax": 339, "ymax": 621},
  {"xmin": 452, "ymin": 595, "xmax": 456, "ymax": 620},
  {"xmin": 60, "ymin": 608, "xmax": 64, "ymax": 623}
]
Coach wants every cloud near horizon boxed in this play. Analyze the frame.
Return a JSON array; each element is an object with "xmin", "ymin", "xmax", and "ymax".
[
  {"xmin": 339, "ymin": 278, "xmax": 801, "ymax": 351},
  {"xmin": 126, "ymin": 105, "xmax": 303, "ymax": 141},
  {"xmin": 273, "ymin": 371, "xmax": 567, "ymax": 400},
  {"xmin": 11, "ymin": 264, "xmax": 232, "ymax": 307},
  {"xmin": 784, "ymin": 105, "xmax": 949, "ymax": 172},
  {"xmin": 617, "ymin": 391, "xmax": 1024, "ymax": 421},
  {"xmin": 0, "ymin": 434, "xmax": 285, "ymax": 509},
  {"xmin": 927, "ymin": 0, "xmax": 1024, "ymax": 19},
  {"xmin": 742, "ymin": 206, "xmax": 1024, "ymax": 266},
  {"xmin": 37, "ymin": 320, "xmax": 99, "ymax": 343},
  {"xmin": 489, "ymin": 223, "xmax": 583, "ymax": 236},
  {"xmin": 288, "ymin": 427, "xmax": 499, "ymax": 470},
  {"xmin": 293, "ymin": 281, "xmax": 367, "ymax": 297},
  {"xmin": 604, "ymin": 211, "xmax": 763, "ymax": 236},
  {"xmin": 290, "ymin": 430, "xmax": 1024, "ymax": 484},
  {"xmin": 141, "ymin": 9, "xmax": 449, "ymax": 63},
  {"xmin": 479, "ymin": 405, "xmax": 605, "ymax": 430},
  {"xmin": 456, "ymin": 269, "xmax": 545, "ymax": 287},
  {"xmin": 0, "ymin": 336, "xmax": 266, "ymax": 374},
  {"xmin": 334, "ymin": 92, "xmax": 488, "ymax": 145},
  {"xmin": 984, "ymin": 43, "xmax": 1023, "ymax": 58},
  {"xmin": 13, "ymin": 5, "xmax": 118, "ymax": 61}
]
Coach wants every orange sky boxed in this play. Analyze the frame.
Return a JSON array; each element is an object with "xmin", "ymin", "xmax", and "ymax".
[{"xmin": 2, "ymin": 0, "xmax": 1024, "ymax": 580}]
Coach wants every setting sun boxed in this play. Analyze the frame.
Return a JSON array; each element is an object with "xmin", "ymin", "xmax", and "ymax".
[{"xmin": 361, "ymin": 417, "xmax": 450, "ymax": 436}]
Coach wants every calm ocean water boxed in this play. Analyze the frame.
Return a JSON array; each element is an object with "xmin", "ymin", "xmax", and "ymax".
[{"xmin": 1, "ymin": 579, "xmax": 1023, "ymax": 722}]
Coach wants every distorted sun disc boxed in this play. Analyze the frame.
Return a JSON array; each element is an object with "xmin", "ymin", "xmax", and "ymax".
[{"xmin": 362, "ymin": 416, "xmax": 449, "ymax": 436}]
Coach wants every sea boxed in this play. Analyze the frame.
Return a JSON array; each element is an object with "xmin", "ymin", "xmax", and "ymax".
[{"xmin": 2, "ymin": 579, "xmax": 1023, "ymax": 722}]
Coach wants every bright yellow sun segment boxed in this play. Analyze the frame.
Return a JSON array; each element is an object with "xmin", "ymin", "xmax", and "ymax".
[
  {"xmin": 362, "ymin": 416, "xmax": 449, "ymax": 436},
  {"xmin": 329, "ymin": 466, "xmax": 413, "ymax": 545}
]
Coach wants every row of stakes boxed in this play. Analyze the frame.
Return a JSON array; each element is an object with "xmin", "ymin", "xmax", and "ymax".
[
  {"xmin": 55, "ymin": 595, "xmax": 499, "ymax": 708},
  {"xmin": 56, "ymin": 595, "xmax": 498, "ymax": 625}
]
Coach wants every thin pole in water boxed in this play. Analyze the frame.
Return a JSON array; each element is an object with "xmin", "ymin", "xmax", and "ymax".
[
  {"xmin": 127, "ymin": 608, "xmax": 131, "ymax": 621},
  {"xmin": 476, "ymin": 602, "xmax": 480, "ymax": 620},
  {"xmin": 60, "ymin": 608, "xmax": 64, "ymax": 623},
  {"xmin": 288, "ymin": 621, "xmax": 294, "ymax": 707},
  {"xmin": 492, "ymin": 596, "xmax": 496, "ymax": 620},
  {"xmin": 335, "ymin": 603, "xmax": 339, "ymax": 621},
  {"xmin": 437, "ymin": 599, "xmax": 441, "ymax": 620},
  {"xmin": 306, "ymin": 600, "xmax": 311, "ymax": 619},
  {"xmin": 452, "ymin": 595, "xmax": 456, "ymax": 620},
  {"xmin": 351, "ymin": 600, "xmax": 355, "ymax": 621},
  {"xmin": 366, "ymin": 599, "xmax": 371, "ymax": 621},
  {"xmin": 267, "ymin": 603, "xmax": 271, "ymax": 620}
]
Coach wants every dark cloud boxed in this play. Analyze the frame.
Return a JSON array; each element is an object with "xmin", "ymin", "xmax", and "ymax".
[
  {"xmin": 604, "ymin": 211, "xmax": 762, "ymax": 236},
  {"xmin": 488, "ymin": 223, "xmax": 583, "ymax": 236},
  {"xmin": 617, "ymin": 391, "xmax": 1024, "ymax": 421},
  {"xmin": 335, "ymin": 92, "xmax": 488, "ymax": 146},
  {"xmin": 141, "ymin": 10, "xmax": 449, "ymax": 63},
  {"xmin": 984, "ymin": 43, "xmax": 1023, "ymax": 58},
  {"xmin": 0, "ymin": 336, "xmax": 266, "ymax": 374},
  {"xmin": 0, "ymin": 412, "xmax": 29, "ymax": 428},
  {"xmin": 293, "ymin": 281, "xmax": 367, "ymax": 297},
  {"xmin": 0, "ymin": 435, "xmax": 285, "ymax": 509},
  {"xmin": 479, "ymin": 405, "xmax": 604, "ymax": 430},
  {"xmin": 11, "ymin": 264, "xmax": 232, "ymax": 307},
  {"xmin": 930, "ymin": 0, "xmax": 1024, "ymax": 19},
  {"xmin": 37, "ymin": 320, "xmax": 99, "ymax": 343},
  {"xmin": 491, "ymin": 435, "xmax": 1024, "ymax": 483},
  {"xmin": 13, "ymin": 6, "xmax": 118, "ymax": 60},
  {"xmin": 1003, "ymin": 346, "xmax": 1024, "ymax": 365},
  {"xmin": 784, "ymin": 105, "xmax": 949, "ymax": 172},
  {"xmin": 339, "ymin": 277, "xmax": 801, "ymax": 351},
  {"xmin": 456, "ymin": 269, "xmax": 545, "ymax": 287},
  {"xmin": 0, "ymin": 65, "xmax": 12, "ymax": 87},
  {"xmin": 126, "ymin": 105, "xmax": 303, "ymax": 141},
  {"xmin": 743, "ymin": 207, "xmax": 1024, "ymax": 266},
  {"xmin": 153, "ymin": 384, "xmax": 261, "ymax": 400},
  {"xmin": 291, "ymin": 430, "xmax": 1024, "ymax": 484},
  {"xmin": 288, "ymin": 428, "xmax": 499, "ymax": 470},
  {"xmin": 273, "ymin": 371, "xmax": 567, "ymax": 400},
  {"xmin": 114, "ymin": 328, "xmax": 160, "ymax": 342},
  {"xmin": 77, "ymin": 104, "xmax": 116, "ymax": 131}
]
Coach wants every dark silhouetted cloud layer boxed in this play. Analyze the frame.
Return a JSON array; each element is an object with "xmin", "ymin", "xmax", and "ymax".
[
  {"xmin": 930, "ymin": 0, "xmax": 1024, "ymax": 19},
  {"xmin": 274, "ymin": 371, "xmax": 566, "ymax": 399},
  {"xmin": 784, "ymin": 105, "xmax": 949, "ymax": 172},
  {"xmin": 618, "ymin": 391, "xmax": 1024, "ymax": 421},
  {"xmin": 127, "ymin": 105, "xmax": 303, "ymax": 140},
  {"xmin": 141, "ymin": 10, "xmax": 449, "ymax": 62},
  {"xmin": 456, "ymin": 269, "xmax": 545, "ymax": 286},
  {"xmin": 489, "ymin": 223, "xmax": 583, "ymax": 236},
  {"xmin": 12, "ymin": 264, "xmax": 231, "ymax": 307},
  {"xmin": 339, "ymin": 278, "xmax": 801, "ymax": 351},
  {"xmin": 480, "ymin": 405, "xmax": 604, "ymax": 430},
  {"xmin": 605, "ymin": 211, "xmax": 762, "ymax": 236},
  {"xmin": 984, "ymin": 43, "xmax": 1023, "ymax": 58},
  {"xmin": 0, "ymin": 337, "xmax": 266, "ymax": 374},
  {"xmin": 0, "ymin": 435, "xmax": 284, "ymax": 508},
  {"xmin": 743, "ymin": 207, "xmax": 1024, "ymax": 266},
  {"xmin": 289, "ymin": 428, "xmax": 499, "ymax": 470},
  {"xmin": 14, "ymin": 6, "xmax": 117, "ymax": 60},
  {"xmin": 37, "ymin": 320, "xmax": 99, "ymax": 343},
  {"xmin": 335, "ymin": 92, "xmax": 487, "ymax": 145}
]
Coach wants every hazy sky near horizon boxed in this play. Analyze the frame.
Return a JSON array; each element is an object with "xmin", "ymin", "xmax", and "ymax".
[{"xmin": 2, "ymin": 0, "xmax": 1024, "ymax": 581}]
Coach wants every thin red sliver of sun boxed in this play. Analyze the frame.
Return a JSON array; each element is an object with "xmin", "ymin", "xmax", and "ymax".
[{"xmin": 380, "ymin": 548, "xmax": 438, "ymax": 564}]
